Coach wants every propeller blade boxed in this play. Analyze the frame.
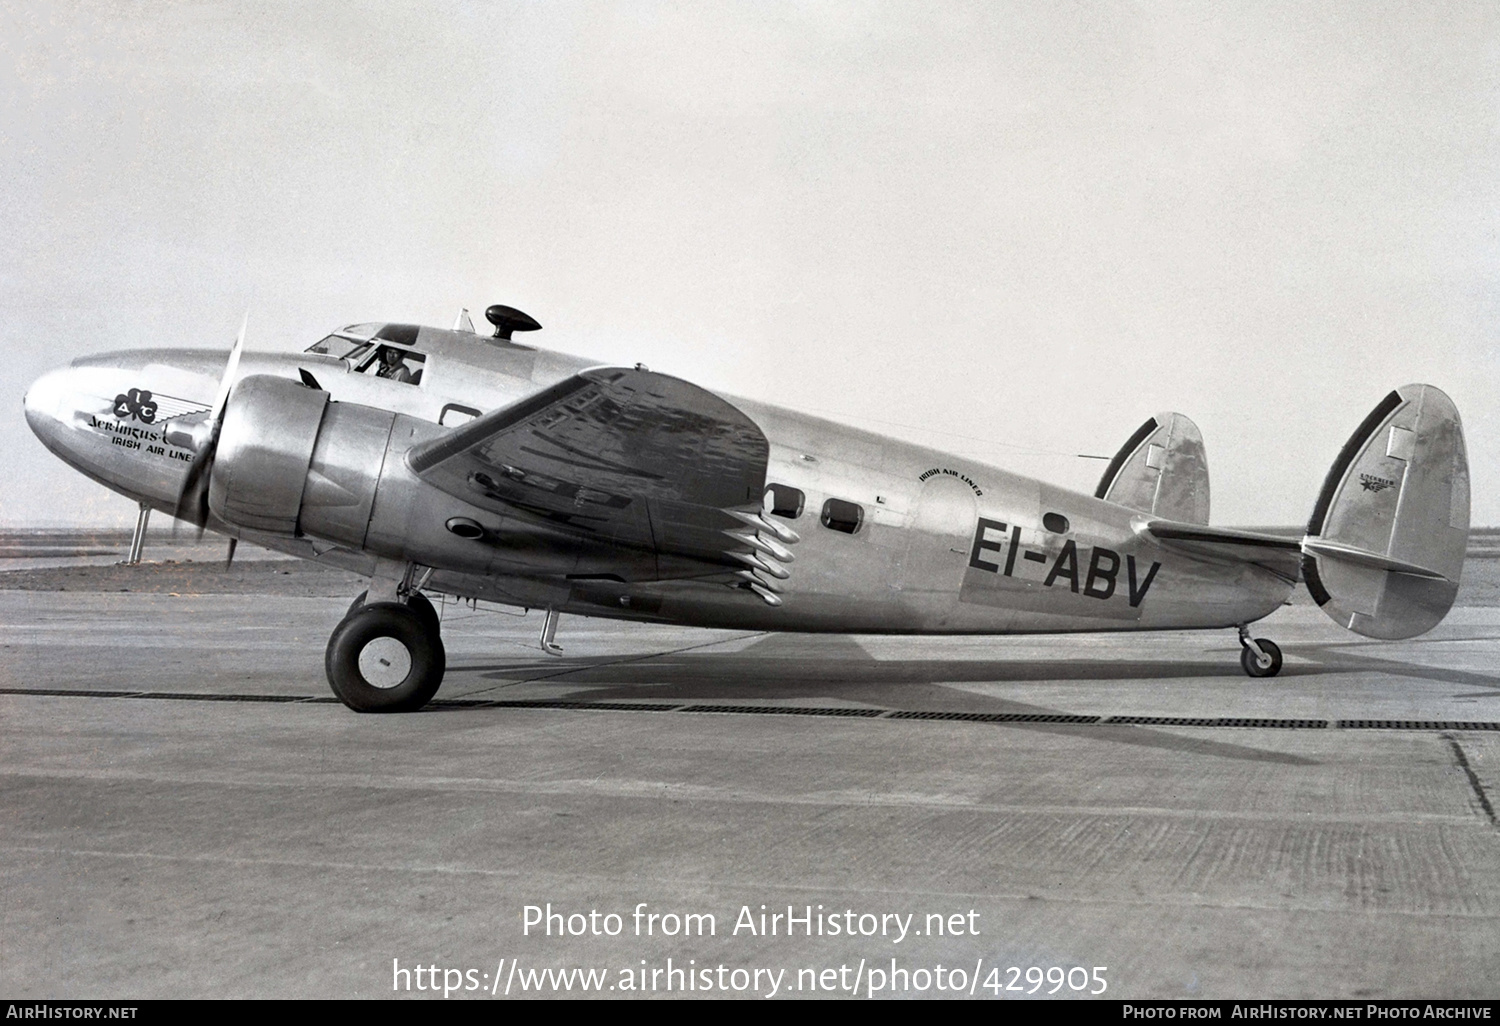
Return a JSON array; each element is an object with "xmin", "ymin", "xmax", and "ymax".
[
  {"xmin": 174, "ymin": 439, "xmax": 214, "ymax": 530},
  {"xmin": 208, "ymin": 313, "xmax": 247, "ymax": 423},
  {"xmin": 173, "ymin": 313, "xmax": 248, "ymax": 533}
]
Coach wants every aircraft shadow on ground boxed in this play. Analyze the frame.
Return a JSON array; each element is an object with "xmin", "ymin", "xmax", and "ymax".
[
  {"xmin": 444, "ymin": 634, "xmax": 1328, "ymax": 765},
  {"xmin": 458, "ymin": 634, "xmax": 1246, "ymax": 695},
  {"xmin": 453, "ymin": 629, "xmax": 1500, "ymax": 698},
  {"xmin": 1291, "ymin": 641, "xmax": 1500, "ymax": 693}
]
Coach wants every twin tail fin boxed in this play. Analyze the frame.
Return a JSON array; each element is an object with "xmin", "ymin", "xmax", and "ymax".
[
  {"xmin": 1302, "ymin": 384, "xmax": 1468, "ymax": 639},
  {"xmin": 1096, "ymin": 412, "xmax": 1210, "ymax": 525}
]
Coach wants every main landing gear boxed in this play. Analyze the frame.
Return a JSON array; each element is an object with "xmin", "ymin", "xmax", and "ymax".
[
  {"xmin": 1237, "ymin": 625, "xmax": 1283, "ymax": 678},
  {"xmin": 326, "ymin": 590, "xmax": 445, "ymax": 713}
]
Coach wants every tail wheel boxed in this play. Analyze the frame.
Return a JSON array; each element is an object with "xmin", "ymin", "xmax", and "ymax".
[
  {"xmin": 326, "ymin": 602, "xmax": 445, "ymax": 712},
  {"xmin": 1240, "ymin": 638, "xmax": 1283, "ymax": 678},
  {"xmin": 346, "ymin": 589, "xmax": 440, "ymax": 635}
]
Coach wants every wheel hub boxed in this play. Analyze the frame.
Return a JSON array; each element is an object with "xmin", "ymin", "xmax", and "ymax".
[{"xmin": 357, "ymin": 636, "xmax": 412, "ymax": 688}]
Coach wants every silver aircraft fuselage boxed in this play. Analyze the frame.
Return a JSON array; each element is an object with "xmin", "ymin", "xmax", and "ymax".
[{"xmin": 23, "ymin": 326, "xmax": 1293, "ymax": 634}]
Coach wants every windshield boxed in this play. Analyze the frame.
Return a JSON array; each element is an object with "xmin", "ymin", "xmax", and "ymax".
[
  {"xmin": 304, "ymin": 335, "xmax": 371, "ymax": 359},
  {"xmin": 305, "ymin": 322, "xmax": 423, "ymax": 358}
]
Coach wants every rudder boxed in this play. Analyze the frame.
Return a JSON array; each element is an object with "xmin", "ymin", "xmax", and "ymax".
[{"xmin": 1302, "ymin": 384, "xmax": 1469, "ymax": 639}]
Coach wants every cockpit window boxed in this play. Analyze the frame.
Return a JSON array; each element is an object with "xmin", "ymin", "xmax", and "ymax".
[
  {"xmin": 374, "ymin": 324, "xmax": 421, "ymax": 347},
  {"xmin": 304, "ymin": 324, "xmax": 427, "ymax": 385},
  {"xmin": 304, "ymin": 335, "xmax": 369, "ymax": 359},
  {"xmin": 358, "ymin": 345, "xmax": 425, "ymax": 385},
  {"xmin": 305, "ymin": 323, "xmax": 423, "ymax": 355}
]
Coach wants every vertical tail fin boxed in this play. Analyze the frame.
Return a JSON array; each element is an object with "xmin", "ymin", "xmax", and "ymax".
[
  {"xmin": 1302, "ymin": 384, "xmax": 1468, "ymax": 639},
  {"xmin": 1095, "ymin": 412, "xmax": 1210, "ymax": 524}
]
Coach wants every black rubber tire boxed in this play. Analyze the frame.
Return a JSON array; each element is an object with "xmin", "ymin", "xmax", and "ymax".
[
  {"xmin": 1240, "ymin": 638, "xmax": 1283, "ymax": 678},
  {"xmin": 326, "ymin": 602, "xmax": 445, "ymax": 712},
  {"xmin": 346, "ymin": 590, "xmax": 440, "ymax": 635}
]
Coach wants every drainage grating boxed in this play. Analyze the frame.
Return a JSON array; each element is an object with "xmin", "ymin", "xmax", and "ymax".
[
  {"xmin": 1104, "ymin": 716, "xmax": 1328, "ymax": 728},
  {"xmin": 438, "ymin": 699, "xmax": 684, "ymax": 713},
  {"xmin": 1338, "ymin": 720, "xmax": 1500, "ymax": 731},
  {"xmin": 677, "ymin": 704, "xmax": 885, "ymax": 717},
  {"xmin": 887, "ymin": 711, "xmax": 1100, "ymax": 724}
]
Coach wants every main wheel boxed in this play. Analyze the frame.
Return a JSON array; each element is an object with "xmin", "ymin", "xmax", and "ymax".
[
  {"xmin": 326, "ymin": 602, "xmax": 446, "ymax": 712},
  {"xmin": 346, "ymin": 590, "xmax": 440, "ymax": 635},
  {"xmin": 1240, "ymin": 638, "xmax": 1283, "ymax": 678}
]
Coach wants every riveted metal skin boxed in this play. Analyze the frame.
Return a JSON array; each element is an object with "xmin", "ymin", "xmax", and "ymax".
[
  {"xmin": 209, "ymin": 375, "xmax": 327, "ymax": 534},
  {"xmin": 1096, "ymin": 412, "xmax": 1210, "ymax": 525},
  {"xmin": 298, "ymin": 400, "xmax": 395, "ymax": 549}
]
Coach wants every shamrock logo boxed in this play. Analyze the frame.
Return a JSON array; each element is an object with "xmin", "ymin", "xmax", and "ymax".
[{"xmin": 113, "ymin": 388, "xmax": 158, "ymax": 424}]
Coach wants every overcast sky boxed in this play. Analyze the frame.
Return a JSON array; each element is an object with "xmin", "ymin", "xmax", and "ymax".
[{"xmin": 2, "ymin": 0, "xmax": 1496, "ymax": 527}]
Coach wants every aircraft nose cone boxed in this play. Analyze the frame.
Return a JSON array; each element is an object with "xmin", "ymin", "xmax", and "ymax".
[{"xmin": 23, "ymin": 365, "xmax": 75, "ymax": 446}]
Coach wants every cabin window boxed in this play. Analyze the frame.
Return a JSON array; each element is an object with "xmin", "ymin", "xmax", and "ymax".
[
  {"xmin": 821, "ymin": 498, "xmax": 863, "ymax": 535},
  {"xmin": 1043, "ymin": 512, "xmax": 1070, "ymax": 534},
  {"xmin": 765, "ymin": 483, "xmax": 804, "ymax": 520}
]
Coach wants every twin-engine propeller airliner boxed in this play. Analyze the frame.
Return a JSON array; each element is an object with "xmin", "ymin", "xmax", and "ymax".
[{"xmin": 24, "ymin": 304, "xmax": 1470, "ymax": 712}]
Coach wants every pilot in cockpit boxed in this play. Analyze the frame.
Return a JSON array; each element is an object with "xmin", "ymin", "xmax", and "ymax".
[{"xmin": 376, "ymin": 346, "xmax": 418, "ymax": 384}]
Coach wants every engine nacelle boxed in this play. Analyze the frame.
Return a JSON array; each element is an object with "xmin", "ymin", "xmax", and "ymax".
[
  {"xmin": 206, "ymin": 374, "xmax": 653, "ymax": 581},
  {"xmin": 209, "ymin": 374, "xmax": 394, "ymax": 546}
]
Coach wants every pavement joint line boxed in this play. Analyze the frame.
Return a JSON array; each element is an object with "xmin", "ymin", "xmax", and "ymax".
[
  {"xmin": 7, "ymin": 687, "xmax": 1500, "ymax": 731},
  {"xmin": 2, "ymin": 843, "xmax": 1495, "ymax": 920},
  {"xmin": 1444, "ymin": 733, "xmax": 1499, "ymax": 830},
  {"xmin": 0, "ymin": 766, "xmax": 1487, "ymax": 826}
]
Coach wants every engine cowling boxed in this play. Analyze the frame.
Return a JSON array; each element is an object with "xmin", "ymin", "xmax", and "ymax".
[
  {"xmin": 208, "ymin": 374, "xmax": 394, "ymax": 547},
  {"xmin": 210, "ymin": 375, "xmax": 327, "ymax": 533}
]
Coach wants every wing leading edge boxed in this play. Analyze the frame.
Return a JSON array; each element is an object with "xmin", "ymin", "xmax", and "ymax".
[{"xmin": 406, "ymin": 367, "xmax": 770, "ymax": 564}]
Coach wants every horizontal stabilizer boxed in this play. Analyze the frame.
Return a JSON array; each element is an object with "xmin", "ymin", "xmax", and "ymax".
[
  {"xmin": 1302, "ymin": 384, "xmax": 1468, "ymax": 640},
  {"xmin": 1299, "ymin": 539, "xmax": 1444, "ymax": 580},
  {"xmin": 1139, "ymin": 519, "xmax": 1303, "ymax": 583},
  {"xmin": 1097, "ymin": 412, "xmax": 1210, "ymax": 524}
]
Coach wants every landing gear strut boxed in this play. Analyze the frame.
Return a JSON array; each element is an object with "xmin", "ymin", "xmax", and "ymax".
[
  {"xmin": 126, "ymin": 501, "xmax": 150, "ymax": 565},
  {"xmin": 540, "ymin": 607, "xmax": 563, "ymax": 656},
  {"xmin": 1237, "ymin": 625, "xmax": 1283, "ymax": 678},
  {"xmin": 326, "ymin": 589, "xmax": 445, "ymax": 712}
]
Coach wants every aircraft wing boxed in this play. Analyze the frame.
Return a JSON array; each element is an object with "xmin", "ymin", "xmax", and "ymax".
[
  {"xmin": 406, "ymin": 367, "xmax": 770, "ymax": 563},
  {"xmin": 1139, "ymin": 519, "xmax": 1304, "ymax": 584}
]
